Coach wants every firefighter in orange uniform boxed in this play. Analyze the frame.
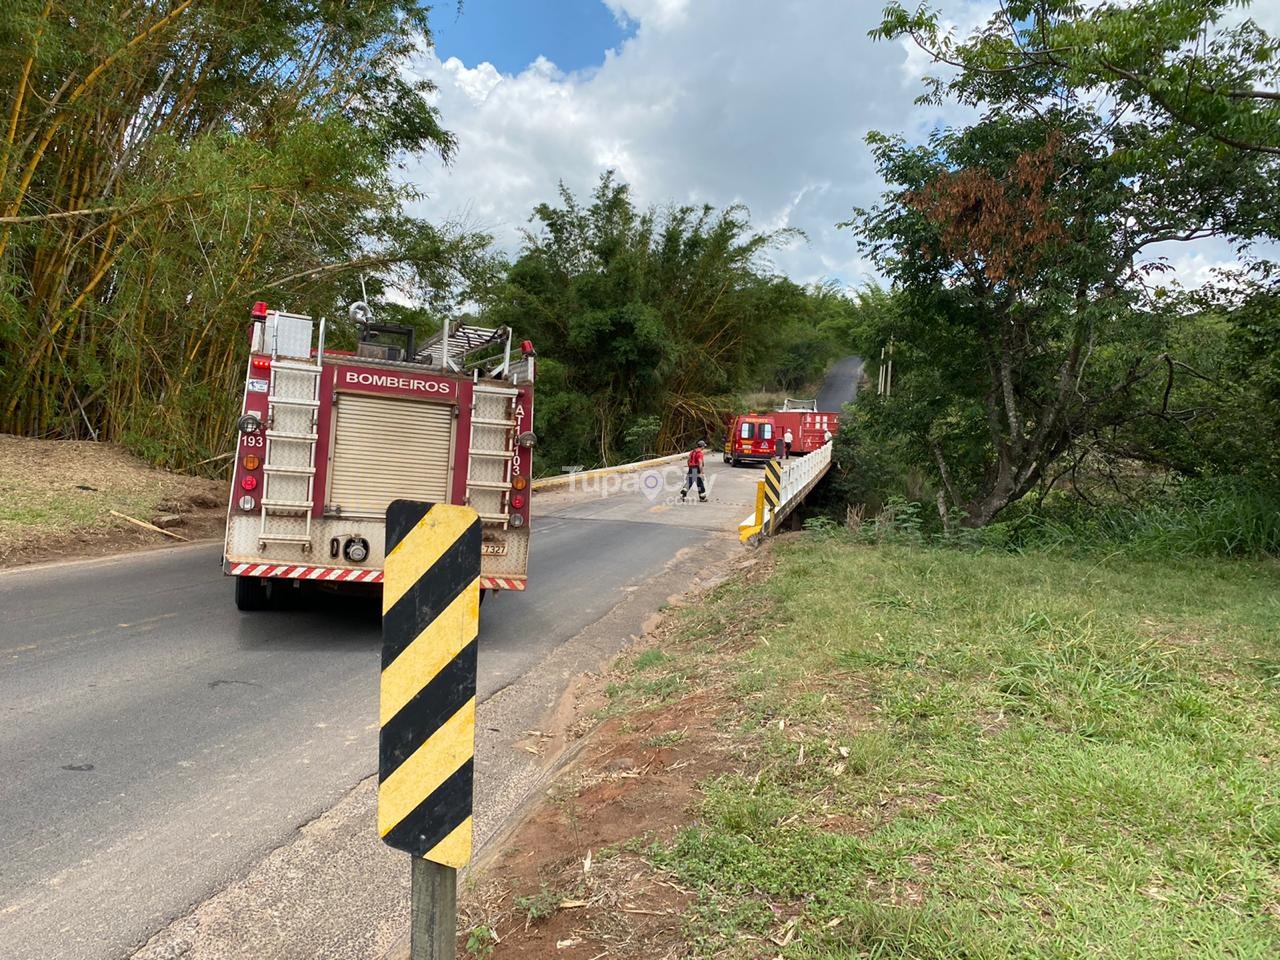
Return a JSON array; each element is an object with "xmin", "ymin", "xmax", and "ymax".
[{"xmin": 680, "ymin": 440, "xmax": 708, "ymax": 502}]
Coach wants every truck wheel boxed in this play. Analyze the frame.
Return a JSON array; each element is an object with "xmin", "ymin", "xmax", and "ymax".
[{"xmin": 235, "ymin": 576, "xmax": 270, "ymax": 611}]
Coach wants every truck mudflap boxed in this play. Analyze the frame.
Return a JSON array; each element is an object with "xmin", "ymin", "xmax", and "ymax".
[{"xmin": 226, "ymin": 560, "xmax": 526, "ymax": 591}]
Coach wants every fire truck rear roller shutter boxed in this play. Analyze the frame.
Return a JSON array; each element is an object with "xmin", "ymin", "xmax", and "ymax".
[{"xmin": 328, "ymin": 393, "xmax": 453, "ymax": 516}]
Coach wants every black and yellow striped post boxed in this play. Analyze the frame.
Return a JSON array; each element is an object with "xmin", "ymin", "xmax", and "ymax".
[
  {"xmin": 763, "ymin": 459, "xmax": 783, "ymax": 535},
  {"xmin": 380, "ymin": 500, "xmax": 482, "ymax": 960}
]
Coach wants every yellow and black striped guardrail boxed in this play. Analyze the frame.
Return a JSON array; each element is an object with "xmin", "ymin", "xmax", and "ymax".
[
  {"xmin": 763, "ymin": 459, "xmax": 782, "ymax": 534},
  {"xmin": 379, "ymin": 500, "xmax": 481, "ymax": 869}
]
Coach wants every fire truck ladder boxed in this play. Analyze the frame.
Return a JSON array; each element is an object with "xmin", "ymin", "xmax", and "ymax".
[
  {"xmin": 418, "ymin": 322, "xmax": 512, "ymax": 376},
  {"xmin": 258, "ymin": 319, "xmax": 326, "ymax": 550},
  {"xmin": 466, "ymin": 384, "xmax": 520, "ymax": 527}
]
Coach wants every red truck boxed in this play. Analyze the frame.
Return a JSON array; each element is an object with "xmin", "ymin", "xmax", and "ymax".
[
  {"xmin": 223, "ymin": 301, "xmax": 535, "ymax": 610},
  {"xmin": 723, "ymin": 399, "xmax": 841, "ymax": 466},
  {"xmin": 770, "ymin": 398, "xmax": 839, "ymax": 455},
  {"xmin": 722, "ymin": 414, "xmax": 777, "ymax": 466}
]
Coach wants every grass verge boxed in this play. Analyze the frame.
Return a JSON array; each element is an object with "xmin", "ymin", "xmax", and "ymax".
[
  {"xmin": 0, "ymin": 434, "xmax": 226, "ymax": 565},
  {"xmin": 473, "ymin": 538, "xmax": 1280, "ymax": 959}
]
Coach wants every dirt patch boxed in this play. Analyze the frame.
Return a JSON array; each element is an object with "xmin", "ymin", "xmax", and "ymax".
[
  {"xmin": 459, "ymin": 693, "xmax": 738, "ymax": 959},
  {"xmin": 0, "ymin": 434, "xmax": 228, "ymax": 567}
]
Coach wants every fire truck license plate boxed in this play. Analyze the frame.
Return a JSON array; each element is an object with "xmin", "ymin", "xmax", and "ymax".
[{"xmin": 481, "ymin": 542, "xmax": 507, "ymax": 556}]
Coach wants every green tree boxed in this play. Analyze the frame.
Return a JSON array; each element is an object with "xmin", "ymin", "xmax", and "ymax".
[
  {"xmin": 849, "ymin": 1, "xmax": 1280, "ymax": 526},
  {"xmin": 882, "ymin": 0, "xmax": 1280, "ymax": 158},
  {"xmin": 483, "ymin": 172, "xmax": 809, "ymax": 469}
]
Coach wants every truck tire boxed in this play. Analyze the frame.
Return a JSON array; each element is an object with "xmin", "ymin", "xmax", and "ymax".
[{"xmin": 235, "ymin": 576, "xmax": 270, "ymax": 611}]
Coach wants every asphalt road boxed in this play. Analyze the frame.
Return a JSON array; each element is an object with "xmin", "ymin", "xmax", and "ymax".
[
  {"xmin": 0, "ymin": 460, "xmax": 760, "ymax": 960},
  {"xmin": 816, "ymin": 355, "xmax": 863, "ymax": 411}
]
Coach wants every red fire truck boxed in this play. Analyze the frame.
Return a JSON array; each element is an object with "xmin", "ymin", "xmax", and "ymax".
[
  {"xmin": 722, "ymin": 414, "xmax": 777, "ymax": 465},
  {"xmin": 223, "ymin": 301, "xmax": 535, "ymax": 610}
]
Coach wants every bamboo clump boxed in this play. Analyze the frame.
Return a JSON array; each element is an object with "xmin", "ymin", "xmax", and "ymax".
[{"xmin": 0, "ymin": 0, "xmax": 456, "ymax": 471}]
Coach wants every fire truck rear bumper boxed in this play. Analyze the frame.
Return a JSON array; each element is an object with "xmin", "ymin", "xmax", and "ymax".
[{"xmin": 224, "ymin": 560, "xmax": 526, "ymax": 591}]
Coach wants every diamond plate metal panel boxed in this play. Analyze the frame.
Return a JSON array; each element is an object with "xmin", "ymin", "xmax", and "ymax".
[
  {"xmin": 265, "ymin": 313, "xmax": 314, "ymax": 358},
  {"xmin": 470, "ymin": 390, "xmax": 513, "ymax": 522}
]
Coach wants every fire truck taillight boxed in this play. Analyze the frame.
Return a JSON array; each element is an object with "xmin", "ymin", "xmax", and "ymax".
[
  {"xmin": 243, "ymin": 455, "xmax": 261, "ymax": 471},
  {"xmin": 238, "ymin": 414, "xmax": 262, "ymax": 435},
  {"xmin": 511, "ymin": 475, "xmax": 527, "ymax": 491},
  {"xmin": 251, "ymin": 301, "xmax": 269, "ymax": 319},
  {"xmin": 239, "ymin": 495, "xmax": 256, "ymax": 511},
  {"xmin": 510, "ymin": 494, "xmax": 526, "ymax": 511},
  {"xmin": 241, "ymin": 475, "xmax": 258, "ymax": 492},
  {"xmin": 509, "ymin": 513, "xmax": 525, "ymax": 528},
  {"xmin": 251, "ymin": 357, "xmax": 271, "ymax": 371}
]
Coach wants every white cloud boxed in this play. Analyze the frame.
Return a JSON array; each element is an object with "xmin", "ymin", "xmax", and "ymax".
[
  {"xmin": 603, "ymin": 0, "xmax": 690, "ymax": 30},
  {"xmin": 404, "ymin": 0, "xmax": 931, "ymax": 290},
  {"xmin": 402, "ymin": 0, "xmax": 1270, "ymax": 295},
  {"xmin": 1144, "ymin": 237, "xmax": 1280, "ymax": 291}
]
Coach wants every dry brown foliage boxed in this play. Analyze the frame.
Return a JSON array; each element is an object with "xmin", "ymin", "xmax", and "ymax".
[{"xmin": 908, "ymin": 133, "xmax": 1067, "ymax": 287}]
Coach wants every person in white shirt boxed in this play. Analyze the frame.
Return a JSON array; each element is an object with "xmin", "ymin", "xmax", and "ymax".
[
  {"xmin": 783, "ymin": 428, "xmax": 794, "ymax": 459},
  {"xmin": 823, "ymin": 429, "xmax": 832, "ymax": 444}
]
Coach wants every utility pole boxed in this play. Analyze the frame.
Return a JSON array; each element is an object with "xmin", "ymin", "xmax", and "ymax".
[
  {"xmin": 886, "ymin": 337, "xmax": 894, "ymax": 398},
  {"xmin": 877, "ymin": 338, "xmax": 895, "ymax": 397}
]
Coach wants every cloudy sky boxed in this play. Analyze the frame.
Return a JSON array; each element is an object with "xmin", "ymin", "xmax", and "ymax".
[{"xmin": 402, "ymin": 0, "xmax": 1277, "ymax": 292}]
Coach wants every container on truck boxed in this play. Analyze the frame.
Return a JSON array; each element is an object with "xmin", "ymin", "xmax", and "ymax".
[{"xmin": 770, "ymin": 398, "xmax": 839, "ymax": 455}]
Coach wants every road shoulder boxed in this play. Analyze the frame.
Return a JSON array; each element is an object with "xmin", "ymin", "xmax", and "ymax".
[{"xmin": 129, "ymin": 531, "xmax": 747, "ymax": 960}]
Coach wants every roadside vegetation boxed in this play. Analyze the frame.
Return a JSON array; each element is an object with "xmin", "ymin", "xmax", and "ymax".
[
  {"xmin": 0, "ymin": 0, "xmax": 486, "ymax": 470},
  {"xmin": 0, "ymin": 433, "xmax": 224, "ymax": 565},
  {"xmin": 481, "ymin": 174, "xmax": 854, "ymax": 473},
  {"xmin": 665, "ymin": 537, "xmax": 1278, "ymax": 958},
  {"xmin": 0, "ymin": 4, "xmax": 851, "ymax": 475},
  {"xmin": 465, "ymin": 532, "xmax": 1280, "ymax": 959},
  {"xmin": 824, "ymin": 0, "xmax": 1280, "ymax": 540}
]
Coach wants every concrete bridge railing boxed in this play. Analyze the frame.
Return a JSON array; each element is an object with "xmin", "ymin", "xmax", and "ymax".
[{"xmin": 738, "ymin": 441, "xmax": 833, "ymax": 541}]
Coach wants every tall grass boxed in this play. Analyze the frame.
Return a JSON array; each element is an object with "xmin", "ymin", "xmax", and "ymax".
[
  {"xmin": 643, "ymin": 541, "xmax": 1280, "ymax": 959},
  {"xmin": 810, "ymin": 477, "xmax": 1280, "ymax": 560},
  {"xmin": 989, "ymin": 477, "xmax": 1280, "ymax": 559}
]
